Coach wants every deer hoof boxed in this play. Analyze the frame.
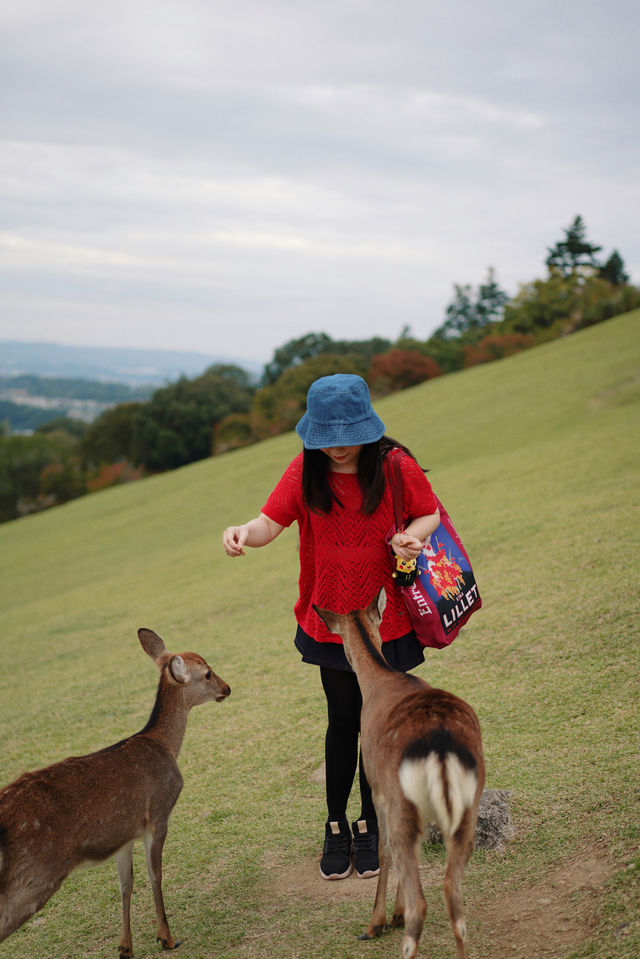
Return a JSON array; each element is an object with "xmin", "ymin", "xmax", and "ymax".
[
  {"xmin": 390, "ymin": 913, "xmax": 405, "ymax": 928},
  {"xmin": 157, "ymin": 937, "xmax": 182, "ymax": 951},
  {"xmin": 359, "ymin": 924, "xmax": 384, "ymax": 940}
]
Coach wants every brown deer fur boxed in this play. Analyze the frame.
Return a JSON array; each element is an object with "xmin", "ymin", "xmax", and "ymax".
[
  {"xmin": 314, "ymin": 588, "xmax": 484, "ymax": 959},
  {"xmin": 0, "ymin": 629, "xmax": 230, "ymax": 957}
]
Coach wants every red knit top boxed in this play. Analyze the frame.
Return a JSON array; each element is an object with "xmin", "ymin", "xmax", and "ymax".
[{"xmin": 262, "ymin": 451, "xmax": 438, "ymax": 644}]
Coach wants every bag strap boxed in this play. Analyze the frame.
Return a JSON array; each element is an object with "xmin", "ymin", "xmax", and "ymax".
[{"xmin": 385, "ymin": 447, "xmax": 406, "ymax": 532}]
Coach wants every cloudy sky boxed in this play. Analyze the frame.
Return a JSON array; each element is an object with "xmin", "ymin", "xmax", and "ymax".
[{"xmin": 2, "ymin": 0, "xmax": 638, "ymax": 365}]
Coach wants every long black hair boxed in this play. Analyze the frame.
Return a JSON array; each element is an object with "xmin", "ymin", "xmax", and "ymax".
[{"xmin": 302, "ymin": 435, "xmax": 423, "ymax": 514}]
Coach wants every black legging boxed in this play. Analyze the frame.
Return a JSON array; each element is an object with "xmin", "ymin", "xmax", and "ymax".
[{"xmin": 320, "ymin": 666, "xmax": 377, "ymax": 824}]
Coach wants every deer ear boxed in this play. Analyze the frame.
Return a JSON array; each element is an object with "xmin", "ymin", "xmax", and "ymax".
[
  {"xmin": 168, "ymin": 655, "xmax": 190, "ymax": 685},
  {"xmin": 138, "ymin": 628, "xmax": 168, "ymax": 664},
  {"xmin": 373, "ymin": 586, "xmax": 387, "ymax": 622},
  {"xmin": 313, "ymin": 603, "xmax": 342, "ymax": 637}
]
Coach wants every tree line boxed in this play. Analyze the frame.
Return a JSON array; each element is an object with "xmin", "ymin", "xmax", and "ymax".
[{"xmin": 1, "ymin": 215, "xmax": 637, "ymax": 522}]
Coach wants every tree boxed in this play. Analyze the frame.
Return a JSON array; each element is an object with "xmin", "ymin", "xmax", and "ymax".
[
  {"xmin": 262, "ymin": 333, "xmax": 335, "ymax": 386},
  {"xmin": 37, "ymin": 417, "xmax": 87, "ymax": 440},
  {"xmin": 368, "ymin": 350, "xmax": 442, "ymax": 394},
  {"xmin": 130, "ymin": 365, "xmax": 254, "ymax": 471},
  {"xmin": 476, "ymin": 268, "xmax": 511, "ymax": 326},
  {"xmin": 598, "ymin": 250, "xmax": 629, "ymax": 286},
  {"xmin": 333, "ymin": 336, "xmax": 392, "ymax": 368},
  {"xmin": 463, "ymin": 333, "xmax": 534, "ymax": 368},
  {"xmin": 214, "ymin": 412, "xmax": 255, "ymax": 454},
  {"xmin": 545, "ymin": 215, "xmax": 602, "ymax": 277},
  {"xmin": 501, "ymin": 270, "xmax": 640, "ymax": 339},
  {"xmin": 81, "ymin": 403, "xmax": 143, "ymax": 468},
  {"xmin": 436, "ymin": 268, "xmax": 509, "ymax": 341},
  {"xmin": 261, "ymin": 332, "xmax": 391, "ymax": 386},
  {"xmin": 501, "ymin": 272, "xmax": 580, "ymax": 338},
  {"xmin": 251, "ymin": 353, "xmax": 365, "ymax": 440},
  {"xmin": 0, "ymin": 433, "xmax": 86, "ymax": 521},
  {"xmin": 439, "ymin": 283, "xmax": 475, "ymax": 340}
]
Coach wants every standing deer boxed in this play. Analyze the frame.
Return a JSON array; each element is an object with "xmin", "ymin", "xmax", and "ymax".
[
  {"xmin": 0, "ymin": 628, "xmax": 230, "ymax": 957},
  {"xmin": 314, "ymin": 588, "xmax": 484, "ymax": 959}
]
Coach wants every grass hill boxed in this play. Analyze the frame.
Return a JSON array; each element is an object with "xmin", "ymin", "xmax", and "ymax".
[{"xmin": 0, "ymin": 310, "xmax": 638, "ymax": 959}]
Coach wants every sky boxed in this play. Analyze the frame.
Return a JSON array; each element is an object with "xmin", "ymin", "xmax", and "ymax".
[{"xmin": 1, "ymin": 0, "xmax": 639, "ymax": 366}]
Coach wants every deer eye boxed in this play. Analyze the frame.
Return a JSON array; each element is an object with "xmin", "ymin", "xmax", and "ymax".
[{"xmin": 205, "ymin": 670, "xmax": 212, "ymax": 680}]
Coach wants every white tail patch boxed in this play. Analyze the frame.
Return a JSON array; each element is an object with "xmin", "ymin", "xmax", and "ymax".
[{"xmin": 399, "ymin": 752, "xmax": 477, "ymax": 837}]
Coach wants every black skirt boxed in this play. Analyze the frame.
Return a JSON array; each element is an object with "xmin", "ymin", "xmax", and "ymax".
[{"xmin": 294, "ymin": 624, "xmax": 425, "ymax": 673}]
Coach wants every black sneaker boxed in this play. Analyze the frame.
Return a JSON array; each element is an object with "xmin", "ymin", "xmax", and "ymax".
[
  {"xmin": 320, "ymin": 819, "xmax": 353, "ymax": 880},
  {"xmin": 352, "ymin": 819, "xmax": 380, "ymax": 878}
]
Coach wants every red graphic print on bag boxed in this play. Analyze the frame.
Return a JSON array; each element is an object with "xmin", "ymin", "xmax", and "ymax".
[{"xmin": 422, "ymin": 542, "xmax": 465, "ymax": 600}]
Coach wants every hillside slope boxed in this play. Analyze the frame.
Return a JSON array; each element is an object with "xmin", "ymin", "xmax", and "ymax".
[{"xmin": 0, "ymin": 309, "xmax": 638, "ymax": 959}]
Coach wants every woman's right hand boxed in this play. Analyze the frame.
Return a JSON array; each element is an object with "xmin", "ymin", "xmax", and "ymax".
[
  {"xmin": 222, "ymin": 514, "xmax": 285, "ymax": 556},
  {"xmin": 222, "ymin": 525, "xmax": 249, "ymax": 557}
]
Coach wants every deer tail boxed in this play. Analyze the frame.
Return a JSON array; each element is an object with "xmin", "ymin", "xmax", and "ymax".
[{"xmin": 399, "ymin": 737, "xmax": 478, "ymax": 838}]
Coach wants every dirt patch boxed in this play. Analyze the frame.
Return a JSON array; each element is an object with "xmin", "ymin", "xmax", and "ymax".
[
  {"xmin": 474, "ymin": 845, "xmax": 615, "ymax": 958},
  {"xmin": 270, "ymin": 856, "xmax": 387, "ymax": 904},
  {"xmin": 271, "ymin": 842, "xmax": 617, "ymax": 958}
]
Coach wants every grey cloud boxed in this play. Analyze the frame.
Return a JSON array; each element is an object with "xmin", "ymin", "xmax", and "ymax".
[{"xmin": 0, "ymin": 0, "xmax": 638, "ymax": 362}]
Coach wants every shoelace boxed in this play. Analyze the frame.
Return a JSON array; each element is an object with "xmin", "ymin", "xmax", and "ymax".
[
  {"xmin": 324, "ymin": 831, "xmax": 350, "ymax": 851},
  {"xmin": 353, "ymin": 831, "xmax": 378, "ymax": 852}
]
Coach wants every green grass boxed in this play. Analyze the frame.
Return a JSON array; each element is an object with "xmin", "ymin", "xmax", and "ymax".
[{"xmin": 1, "ymin": 310, "xmax": 639, "ymax": 958}]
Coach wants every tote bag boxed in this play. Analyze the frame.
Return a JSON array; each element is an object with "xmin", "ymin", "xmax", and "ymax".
[{"xmin": 386, "ymin": 449, "xmax": 482, "ymax": 649}]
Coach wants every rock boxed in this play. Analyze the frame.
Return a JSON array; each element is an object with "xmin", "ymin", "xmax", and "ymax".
[
  {"xmin": 426, "ymin": 789, "xmax": 514, "ymax": 851},
  {"xmin": 310, "ymin": 761, "xmax": 514, "ymax": 852}
]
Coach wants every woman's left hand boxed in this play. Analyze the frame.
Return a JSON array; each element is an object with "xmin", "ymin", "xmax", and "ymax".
[{"xmin": 391, "ymin": 531, "xmax": 424, "ymax": 560}]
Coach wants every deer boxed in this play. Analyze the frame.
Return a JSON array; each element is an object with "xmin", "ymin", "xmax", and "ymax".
[
  {"xmin": 0, "ymin": 628, "xmax": 230, "ymax": 957},
  {"xmin": 314, "ymin": 587, "xmax": 484, "ymax": 959}
]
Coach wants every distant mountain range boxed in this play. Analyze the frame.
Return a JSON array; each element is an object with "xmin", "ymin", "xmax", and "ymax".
[{"xmin": 0, "ymin": 341, "xmax": 263, "ymax": 387}]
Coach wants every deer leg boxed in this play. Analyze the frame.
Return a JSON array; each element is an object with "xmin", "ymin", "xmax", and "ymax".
[
  {"xmin": 360, "ymin": 805, "xmax": 389, "ymax": 939},
  {"xmin": 388, "ymin": 825, "xmax": 425, "ymax": 959},
  {"xmin": 115, "ymin": 842, "xmax": 135, "ymax": 959},
  {"xmin": 143, "ymin": 828, "xmax": 180, "ymax": 951},
  {"xmin": 390, "ymin": 876, "xmax": 406, "ymax": 929},
  {"xmin": 443, "ymin": 811, "xmax": 476, "ymax": 959}
]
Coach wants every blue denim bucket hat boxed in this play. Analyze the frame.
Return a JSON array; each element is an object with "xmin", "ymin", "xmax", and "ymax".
[{"xmin": 295, "ymin": 373, "xmax": 385, "ymax": 449}]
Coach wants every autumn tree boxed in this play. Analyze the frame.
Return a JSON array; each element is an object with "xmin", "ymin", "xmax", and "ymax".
[
  {"xmin": 368, "ymin": 350, "xmax": 442, "ymax": 394},
  {"xmin": 463, "ymin": 333, "xmax": 534, "ymax": 368}
]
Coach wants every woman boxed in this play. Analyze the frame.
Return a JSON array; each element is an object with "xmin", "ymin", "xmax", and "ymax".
[{"xmin": 222, "ymin": 373, "xmax": 440, "ymax": 880}]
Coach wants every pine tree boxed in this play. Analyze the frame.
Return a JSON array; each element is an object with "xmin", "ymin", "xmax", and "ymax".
[
  {"xmin": 598, "ymin": 250, "xmax": 629, "ymax": 286},
  {"xmin": 545, "ymin": 215, "xmax": 602, "ymax": 277},
  {"xmin": 437, "ymin": 268, "xmax": 509, "ymax": 340}
]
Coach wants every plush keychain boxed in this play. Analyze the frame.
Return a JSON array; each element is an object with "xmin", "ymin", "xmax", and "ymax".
[{"xmin": 392, "ymin": 554, "xmax": 419, "ymax": 587}]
